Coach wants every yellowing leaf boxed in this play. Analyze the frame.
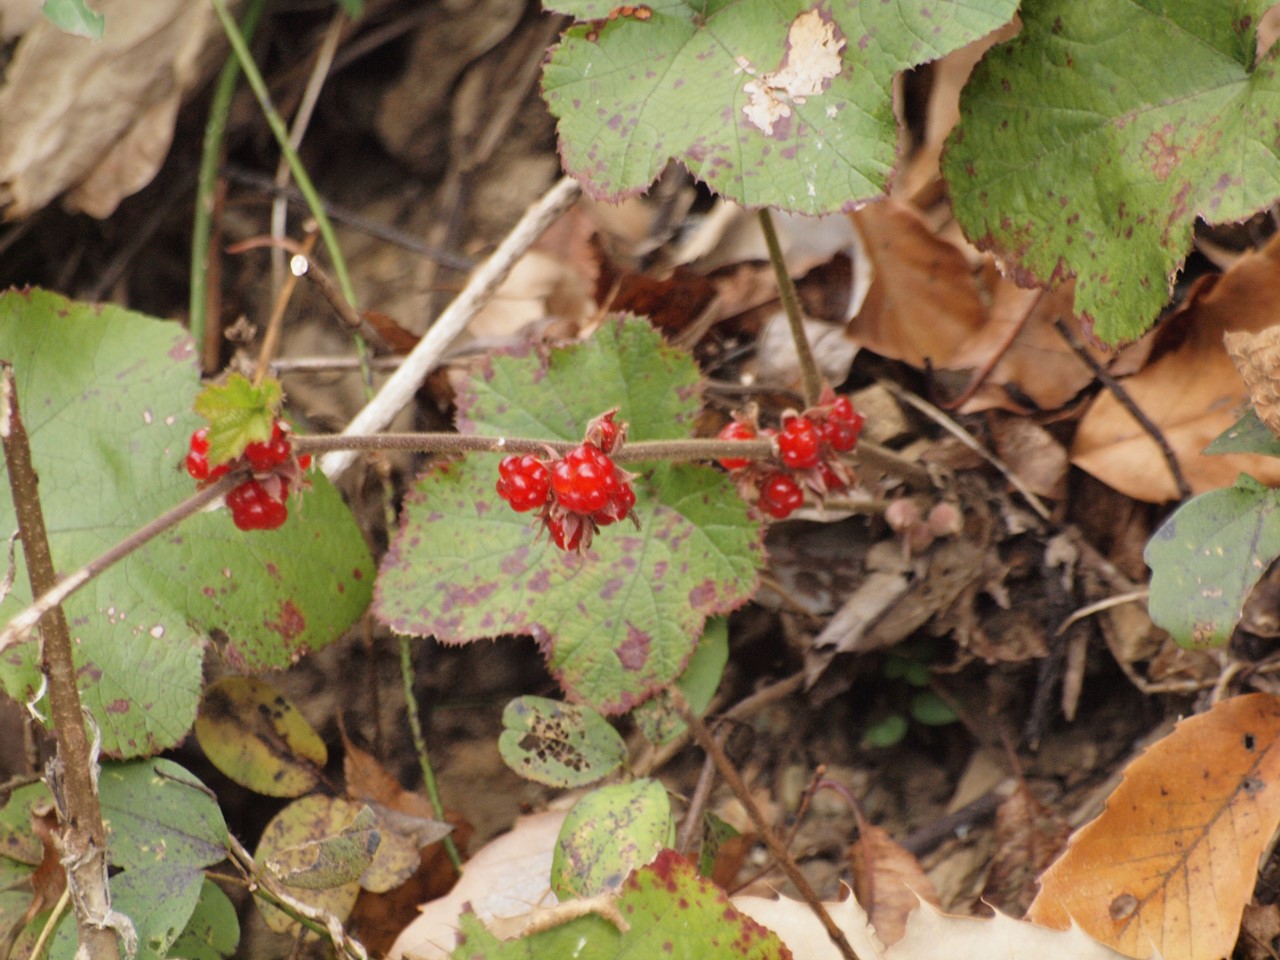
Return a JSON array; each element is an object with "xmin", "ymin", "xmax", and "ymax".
[{"xmin": 1029, "ymin": 693, "xmax": 1280, "ymax": 960}]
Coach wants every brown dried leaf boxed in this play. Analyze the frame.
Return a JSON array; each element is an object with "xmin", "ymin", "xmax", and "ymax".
[
  {"xmin": 1029, "ymin": 693, "xmax": 1280, "ymax": 960},
  {"xmin": 1072, "ymin": 235, "xmax": 1280, "ymax": 502},
  {"xmin": 850, "ymin": 823, "xmax": 941, "ymax": 946},
  {"xmin": 980, "ymin": 783, "xmax": 1069, "ymax": 917}
]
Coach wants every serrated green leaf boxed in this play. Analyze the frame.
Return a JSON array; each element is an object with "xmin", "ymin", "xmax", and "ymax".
[
  {"xmin": 39, "ymin": 0, "xmax": 103, "ymax": 38},
  {"xmin": 543, "ymin": 0, "xmax": 1016, "ymax": 213},
  {"xmin": 194, "ymin": 676, "xmax": 327, "ymax": 798},
  {"xmin": 193, "ymin": 373, "xmax": 282, "ymax": 466},
  {"xmin": 499, "ymin": 696, "xmax": 627, "ymax": 788},
  {"xmin": 0, "ymin": 290, "xmax": 373, "ymax": 758},
  {"xmin": 452, "ymin": 850, "xmax": 787, "ymax": 960},
  {"xmin": 945, "ymin": 0, "xmax": 1280, "ymax": 344},
  {"xmin": 633, "ymin": 617, "xmax": 728, "ymax": 745},
  {"xmin": 167, "ymin": 880, "xmax": 240, "ymax": 960},
  {"xmin": 1205, "ymin": 408, "xmax": 1280, "ymax": 457},
  {"xmin": 1145, "ymin": 476, "xmax": 1280, "ymax": 648},
  {"xmin": 376, "ymin": 316, "xmax": 762, "ymax": 714},
  {"xmin": 551, "ymin": 779, "xmax": 673, "ymax": 899}
]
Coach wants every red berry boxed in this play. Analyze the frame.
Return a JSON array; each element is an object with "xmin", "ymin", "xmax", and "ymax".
[
  {"xmin": 226, "ymin": 479, "xmax": 288, "ymax": 531},
  {"xmin": 758, "ymin": 473, "xmax": 804, "ymax": 519},
  {"xmin": 297, "ymin": 453, "xmax": 312, "ymax": 470},
  {"xmin": 185, "ymin": 428, "xmax": 231, "ymax": 481},
  {"xmin": 716, "ymin": 421, "xmax": 757, "ymax": 470},
  {"xmin": 552, "ymin": 444, "xmax": 616, "ymax": 514},
  {"xmin": 244, "ymin": 422, "xmax": 292, "ymax": 473},
  {"xmin": 823, "ymin": 397, "xmax": 864, "ymax": 453},
  {"xmin": 593, "ymin": 482, "xmax": 636, "ymax": 526},
  {"xmin": 496, "ymin": 455, "xmax": 551, "ymax": 512},
  {"xmin": 777, "ymin": 416, "xmax": 822, "ymax": 469},
  {"xmin": 594, "ymin": 410, "xmax": 623, "ymax": 454},
  {"xmin": 818, "ymin": 462, "xmax": 848, "ymax": 493},
  {"xmin": 546, "ymin": 513, "xmax": 584, "ymax": 551}
]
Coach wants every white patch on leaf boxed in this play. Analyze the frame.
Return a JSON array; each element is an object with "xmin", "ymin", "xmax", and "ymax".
[{"xmin": 742, "ymin": 10, "xmax": 846, "ymax": 136}]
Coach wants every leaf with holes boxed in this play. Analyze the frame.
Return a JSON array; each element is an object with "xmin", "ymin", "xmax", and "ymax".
[
  {"xmin": 0, "ymin": 290, "xmax": 373, "ymax": 758},
  {"xmin": 375, "ymin": 316, "xmax": 763, "ymax": 714},
  {"xmin": 1144, "ymin": 475, "xmax": 1280, "ymax": 649},
  {"xmin": 542, "ymin": 0, "xmax": 1018, "ymax": 214},
  {"xmin": 945, "ymin": 0, "xmax": 1280, "ymax": 343},
  {"xmin": 499, "ymin": 696, "xmax": 627, "ymax": 788}
]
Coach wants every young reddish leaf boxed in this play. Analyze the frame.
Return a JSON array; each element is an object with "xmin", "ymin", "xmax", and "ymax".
[
  {"xmin": 375, "ymin": 317, "xmax": 762, "ymax": 714},
  {"xmin": 946, "ymin": 0, "xmax": 1280, "ymax": 343},
  {"xmin": 542, "ymin": 0, "xmax": 1018, "ymax": 214},
  {"xmin": 1029, "ymin": 693, "xmax": 1280, "ymax": 960}
]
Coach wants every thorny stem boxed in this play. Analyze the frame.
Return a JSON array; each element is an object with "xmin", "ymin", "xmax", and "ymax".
[
  {"xmin": 397, "ymin": 635, "xmax": 463, "ymax": 871},
  {"xmin": 0, "ymin": 365, "xmax": 121, "ymax": 960},
  {"xmin": 758, "ymin": 208, "xmax": 822, "ymax": 409},
  {"xmin": 671, "ymin": 690, "xmax": 864, "ymax": 960}
]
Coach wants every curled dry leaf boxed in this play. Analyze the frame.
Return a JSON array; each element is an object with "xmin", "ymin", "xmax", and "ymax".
[
  {"xmin": 1073, "ymin": 234, "xmax": 1280, "ymax": 502},
  {"xmin": 1225, "ymin": 326, "xmax": 1280, "ymax": 438},
  {"xmin": 1029, "ymin": 693, "xmax": 1280, "ymax": 960},
  {"xmin": 849, "ymin": 822, "xmax": 941, "ymax": 946}
]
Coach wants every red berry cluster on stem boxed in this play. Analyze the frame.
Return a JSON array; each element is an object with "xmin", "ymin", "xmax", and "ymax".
[
  {"xmin": 494, "ymin": 409, "xmax": 637, "ymax": 553},
  {"xmin": 716, "ymin": 391, "xmax": 865, "ymax": 520},
  {"xmin": 185, "ymin": 420, "xmax": 312, "ymax": 531}
]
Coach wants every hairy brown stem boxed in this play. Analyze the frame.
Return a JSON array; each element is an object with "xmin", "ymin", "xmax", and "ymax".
[
  {"xmin": 671, "ymin": 689, "xmax": 863, "ymax": 960},
  {"xmin": 0, "ymin": 364, "xmax": 123, "ymax": 960},
  {"xmin": 758, "ymin": 208, "xmax": 822, "ymax": 409}
]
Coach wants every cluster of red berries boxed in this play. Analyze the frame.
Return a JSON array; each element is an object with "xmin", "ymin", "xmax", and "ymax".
[
  {"xmin": 716, "ymin": 393, "xmax": 865, "ymax": 519},
  {"xmin": 495, "ymin": 411, "xmax": 637, "ymax": 552},
  {"xmin": 185, "ymin": 420, "xmax": 311, "ymax": 531}
]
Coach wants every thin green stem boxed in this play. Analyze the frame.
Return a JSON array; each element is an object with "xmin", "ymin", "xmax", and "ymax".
[
  {"xmin": 398, "ymin": 635, "xmax": 463, "ymax": 872},
  {"xmin": 190, "ymin": 0, "xmax": 268, "ymax": 361},
  {"xmin": 209, "ymin": 0, "xmax": 373, "ymax": 384},
  {"xmin": 758, "ymin": 208, "xmax": 822, "ymax": 408}
]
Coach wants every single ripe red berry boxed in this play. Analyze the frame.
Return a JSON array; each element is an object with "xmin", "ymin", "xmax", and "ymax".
[
  {"xmin": 818, "ymin": 462, "xmax": 848, "ymax": 493},
  {"xmin": 546, "ymin": 513, "xmax": 584, "ymax": 551},
  {"xmin": 823, "ymin": 397, "xmax": 864, "ymax": 453},
  {"xmin": 595, "ymin": 411, "xmax": 622, "ymax": 454},
  {"xmin": 552, "ymin": 444, "xmax": 616, "ymax": 514},
  {"xmin": 297, "ymin": 453, "xmax": 313, "ymax": 470},
  {"xmin": 244, "ymin": 422, "xmax": 293, "ymax": 473},
  {"xmin": 716, "ymin": 421, "xmax": 757, "ymax": 470},
  {"xmin": 496, "ymin": 455, "xmax": 551, "ymax": 512},
  {"xmin": 777, "ymin": 416, "xmax": 822, "ymax": 469},
  {"xmin": 185, "ymin": 427, "xmax": 230, "ymax": 481},
  {"xmin": 226, "ymin": 479, "xmax": 289, "ymax": 531},
  {"xmin": 593, "ymin": 482, "xmax": 636, "ymax": 526},
  {"xmin": 758, "ymin": 473, "xmax": 804, "ymax": 519}
]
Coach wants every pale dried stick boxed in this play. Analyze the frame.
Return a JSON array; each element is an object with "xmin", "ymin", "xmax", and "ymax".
[{"xmin": 320, "ymin": 175, "xmax": 582, "ymax": 479}]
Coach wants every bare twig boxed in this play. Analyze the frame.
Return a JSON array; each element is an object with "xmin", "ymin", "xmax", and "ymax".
[
  {"xmin": 671, "ymin": 690, "xmax": 863, "ymax": 960},
  {"xmin": 0, "ymin": 364, "xmax": 123, "ymax": 960},
  {"xmin": 321, "ymin": 175, "xmax": 583, "ymax": 479},
  {"xmin": 254, "ymin": 230, "xmax": 318, "ymax": 387},
  {"xmin": 1052, "ymin": 316, "xmax": 1191, "ymax": 500}
]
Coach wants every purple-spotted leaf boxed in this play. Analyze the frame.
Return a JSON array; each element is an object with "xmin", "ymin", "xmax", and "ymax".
[
  {"xmin": 450, "ymin": 849, "xmax": 791, "ymax": 959},
  {"xmin": 375, "ymin": 316, "xmax": 762, "ymax": 714},
  {"xmin": 541, "ymin": 0, "xmax": 1017, "ymax": 213},
  {"xmin": 0, "ymin": 290, "xmax": 373, "ymax": 758},
  {"xmin": 945, "ymin": 0, "xmax": 1280, "ymax": 344},
  {"xmin": 552, "ymin": 779, "xmax": 673, "ymax": 899}
]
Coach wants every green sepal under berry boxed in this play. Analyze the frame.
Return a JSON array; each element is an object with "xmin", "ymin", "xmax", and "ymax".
[
  {"xmin": 375, "ymin": 316, "xmax": 764, "ymax": 714},
  {"xmin": 193, "ymin": 373, "xmax": 284, "ymax": 467}
]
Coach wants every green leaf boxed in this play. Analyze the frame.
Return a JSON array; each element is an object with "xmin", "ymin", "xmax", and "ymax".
[
  {"xmin": 945, "ymin": 0, "xmax": 1280, "ymax": 344},
  {"xmin": 375, "ymin": 316, "xmax": 763, "ymax": 714},
  {"xmin": 193, "ymin": 373, "xmax": 282, "ymax": 466},
  {"xmin": 334, "ymin": 0, "xmax": 364, "ymax": 15},
  {"xmin": 499, "ymin": 696, "xmax": 627, "ymax": 788},
  {"xmin": 0, "ymin": 290, "xmax": 373, "ymax": 757},
  {"xmin": 909, "ymin": 690, "xmax": 957, "ymax": 726},
  {"xmin": 1205, "ymin": 408, "xmax": 1280, "ymax": 457},
  {"xmin": 255, "ymin": 796, "xmax": 363, "ymax": 935},
  {"xmin": 452, "ymin": 850, "xmax": 788, "ymax": 959},
  {"xmin": 279, "ymin": 805, "xmax": 380, "ymax": 891},
  {"xmin": 861, "ymin": 713, "xmax": 908, "ymax": 749},
  {"xmin": 633, "ymin": 617, "xmax": 728, "ymax": 745},
  {"xmin": 194, "ymin": 676, "xmax": 327, "ymax": 797},
  {"xmin": 167, "ymin": 880, "xmax": 240, "ymax": 960},
  {"xmin": 39, "ymin": 0, "xmax": 103, "ymax": 38},
  {"xmin": 551, "ymin": 779, "xmax": 673, "ymax": 899},
  {"xmin": 49, "ymin": 760, "xmax": 230, "ymax": 960},
  {"xmin": 543, "ymin": 0, "xmax": 1016, "ymax": 214},
  {"xmin": 698, "ymin": 811, "xmax": 740, "ymax": 879},
  {"xmin": 1145, "ymin": 475, "xmax": 1280, "ymax": 648}
]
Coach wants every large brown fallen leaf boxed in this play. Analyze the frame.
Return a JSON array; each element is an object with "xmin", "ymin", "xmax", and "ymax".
[
  {"xmin": 1029, "ymin": 693, "xmax": 1280, "ymax": 960},
  {"xmin": 849, "ymin": 822, "xmax": 941, "ymax": 946},
  {"xmin": 1072, "ymin": 235, "xmax": 1280, "ymax": 502}
]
